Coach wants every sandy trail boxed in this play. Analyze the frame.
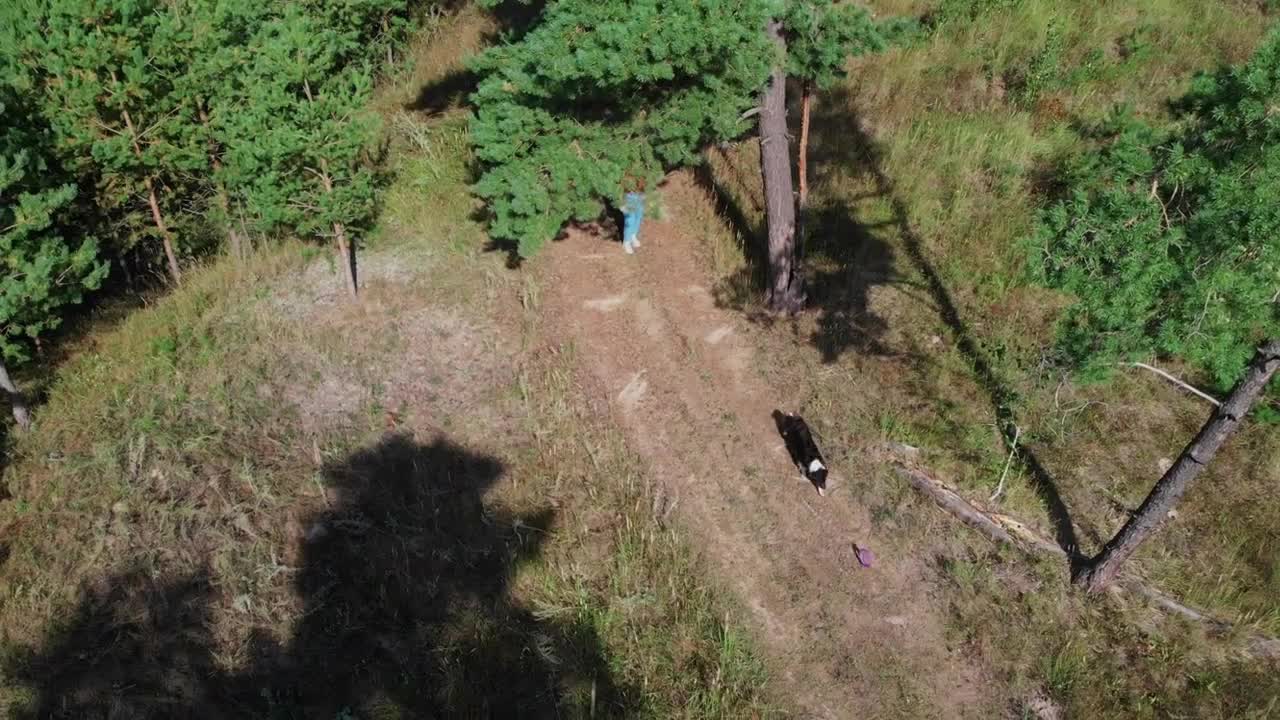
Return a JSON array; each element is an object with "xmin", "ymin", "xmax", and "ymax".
[{"xmin": 541, "ymin": 174, "xmax": 996, "ymax": 719}]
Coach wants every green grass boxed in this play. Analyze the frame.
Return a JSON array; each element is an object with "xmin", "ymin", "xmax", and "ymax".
[
  {"xmin": 687, "ymin": 0, "xmax": 1280, "ymax": 716},
  {"xmin": 0, "ymin": 9, "xmax": 775, "ymax": 717}
]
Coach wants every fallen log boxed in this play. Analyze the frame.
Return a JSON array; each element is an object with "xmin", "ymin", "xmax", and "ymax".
[
  {"xmin": 891, "ymin": 461, "xmax": 1280, "ymax": 661},
  {"xmin": 894, "ymin": 465, "xmax": 1014, "ymax": 545}
]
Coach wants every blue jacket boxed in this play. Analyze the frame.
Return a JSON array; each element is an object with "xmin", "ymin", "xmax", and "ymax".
[{"xmin": 623, "ymin": 192, "xmax": 645, "ymax": 239}]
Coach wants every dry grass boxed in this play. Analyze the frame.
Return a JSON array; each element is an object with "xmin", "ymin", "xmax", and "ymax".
[
  {"xmin": 685, "ymin": 0, "xmax": 1280, "ymax": 716},
  {"xmin": 0, "ymin": 8, "xmax": 774, "ymax": 718}
]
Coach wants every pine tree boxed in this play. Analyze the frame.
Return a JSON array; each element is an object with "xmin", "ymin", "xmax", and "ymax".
[
  {"xmin": 1032, "ymin": 30, "xmax": 1280, "ymax": 395},
  {"xmin": 472, "ymin": 0, "xmax": 905, "ymax": 314},
  {"xmin": 471, "ymin": 0, "xmax": 773, "ymax": 257},
  {"xmin": 1, "ymin": 0, "xmax": 407, "ymax": 304},
  {"xmin": 211, "ymin": 8, "xmax": 309, "ymax": 243},
  {"xmin": 298, "ymin": 67, "xmax": 379, "ymax": 297},
  {"xmin": 19, "ymin": 0, "xmax": 207, "ymax": 286},
  {"xmin": 217, "ymin": 5, "xmax": 379, "ymax": 296},
  {"xmin": 784, "ymin": 0, "xmax": 885, "ymax": 210},
  {"xmin": 761, "ymin": 1, "xmax": 907, "ymax": 313},
  {"xmin": 0, "ymin": 88, "xmax": 108, "ymax": 427}
]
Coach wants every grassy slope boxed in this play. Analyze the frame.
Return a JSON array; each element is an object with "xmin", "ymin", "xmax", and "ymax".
[
  {"xmin": 0, "ymin": 9, "xmax": 773, "ymax": 718},
  {"xmin": 692, "ymin": 0, "xmax": 1279, "ymax": 717}
]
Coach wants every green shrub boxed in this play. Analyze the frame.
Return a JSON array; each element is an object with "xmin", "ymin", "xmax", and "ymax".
[{"xmin": 1030, "ymin": 32, "xmax": 1280, "ymax": 395}]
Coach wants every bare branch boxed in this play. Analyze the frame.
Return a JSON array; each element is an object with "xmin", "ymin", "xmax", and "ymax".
[
  {"xmin": 1120, "ymin": 362, "xmax": 1221, "ymax": 407},
  {"xmin": 989, "ymin": 425, "xmax": 1021, "ymax": 502}
]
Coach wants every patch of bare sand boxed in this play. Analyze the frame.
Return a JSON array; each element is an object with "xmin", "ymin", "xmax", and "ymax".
[
  {"xmin": 269, "ymin": 250, "xmax": 425, "ymax": 321},
  {"xmin": 540, "ymin": 172, "xmax": 998, "ymax": 719},
  {"xmin": 272, "ymin": 268, "xmax": 510, "ymax": 439}
]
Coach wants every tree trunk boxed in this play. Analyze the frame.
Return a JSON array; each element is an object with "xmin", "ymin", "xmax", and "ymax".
[
  {"xmin": 144, "ymin": 176, "xmax": 183, "ymax": 286},
  {"xmin": 759, "ymin": 19, "xmax": 804, "ymax": 314},
  {"xmin": 1074, "ymin": 339, "xmax": 1280, "ymax": 593},
  {"xmin": 304, "ymin": 80, "xmax": 358, "ymax": 298},
  {"xmin": 198, "ymin": 103, "xmax": 246, "ymax": 261},
  {"xmin": 332, "ymin": 220, "xmax": 357, "ymax": 297},
  {"xmin": 798, "ymin": 83, "xmax": 812, "ymax": 210},
  {"xmin": 318, "ymin": 159, "xmax": 358, "ymax": 298},
  {"xmin": 0, "ymin": 358, "xmax": 31, "ymax": 429},
  {"xmin": 112, "ymin": 72, "xmax": 181, "ymax": 287}
]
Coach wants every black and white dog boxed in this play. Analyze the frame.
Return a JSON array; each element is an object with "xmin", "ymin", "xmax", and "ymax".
[{"xmin": 772, "ymin": 410, "xmax": 829, "ymax": 496}]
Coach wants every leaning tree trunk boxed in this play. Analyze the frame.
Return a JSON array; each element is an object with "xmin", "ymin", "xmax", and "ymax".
[
  {"xmin": 113, "ymin": 72, "xmax": 181, "ymax": 286},
  {"xmin": 760, "ymin": 19, "xmax": 804, "ymax": 314},
  {"xmin": 1074, "ymin": 339, "xmax": 1280, "ymax": 593},
  {"xmin": 142, "ymin": 176, "xmax": 183, "ymax": 287},
  {"xmin": 0, "ymin": 358, "xmax": 31, "ymax": 429},
  {"xmin": 795, "ymin": 82, "xmax": 814, "ymax": 273}
]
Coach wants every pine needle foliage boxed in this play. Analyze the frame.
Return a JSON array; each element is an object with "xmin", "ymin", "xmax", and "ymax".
[
  {"xmin": 0, "ymin": 0, "xmax": 415, "ymax": 371},
  {"xmin": 1031, "ymin": 30, "xmax": 1280, "ymax": 393},
  {"xmin": 470, "ymin": 0, "xmax": 774, "ymax": 257},
  {"xmin": 0, "ymin": 89, "xmax": 108, "ymax": 364},
  {"xmin": 15, "ymin": 0, "xmax": 208, "ymax": 281},
  {"xmin": 784, "ymin": 0, "xmax": 885, "ymax": 91}
]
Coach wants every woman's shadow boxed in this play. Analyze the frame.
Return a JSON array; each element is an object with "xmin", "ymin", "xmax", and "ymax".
[{"xmin": 10, "ymin": 432, "xmax": 631, "ymax": 718}]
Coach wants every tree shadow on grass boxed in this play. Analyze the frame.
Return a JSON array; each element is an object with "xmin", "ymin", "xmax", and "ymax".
[
  {"xmin": 694, "ymin": 84, "xmax": 1085, "ymax": 563},
  {"xmin": 478, "ymin": 0, "xmax": 548, "ymax": 44},
  {"xmin": 823, "ymin": 88, "xmax": 1086, "ymax": 565},
  {"xmin": 11, "ymin": 568, "xmax": 222, "ymax": 718},
  {"xmin": 801, "ymin": 201, "xmax": 899, "ymax": 361},
  {"xmin": 692, "ymin": 133, "xmax": 904, "ymax": 361},
  {"xmin": 692, "ymin": 153, "xmax": 768, "ymax": 304},
  {"xmin": 404, "ymin": 67, "xmax": 477, "ymax": 117},
  {"xmin": 9, "ymin": 432, "xmax": 633, "ymax": 718}
]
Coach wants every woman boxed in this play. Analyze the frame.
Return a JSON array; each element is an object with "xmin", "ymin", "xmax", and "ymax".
[{"xmin": 621, "ymin": 177, "xmax": 646, "ymax": 255}]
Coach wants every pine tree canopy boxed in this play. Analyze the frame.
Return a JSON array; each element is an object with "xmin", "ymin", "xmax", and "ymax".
[
  {"xmin": 784, "ymin": 0, "xmax": 885, "ymax": 90},
  {"xmin": 19, "ymin": 0, "xmax": 208, "ymax": 255},
  {"xmin": 470, "ymin": 0, "xmax": 775, "ymax": 257},
  {"xmin": 1032, "ymin": 29, "xmax": 1280, "ymax": 392},
  {"xmin": 214, "ymin": 5, "xmax": 381, "ymax": 239},
  {"xmin": 0, "ymin": 0, "xmax": 411, "ymax": 366},
  {"xmin": 0, "ymin": 91, "xmax": 108, "ymax": 364}
]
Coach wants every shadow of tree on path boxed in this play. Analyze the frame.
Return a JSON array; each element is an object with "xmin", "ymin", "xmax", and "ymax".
[
  {"xmin": 693, "ymin": 83, "xmax": 1086, "ymax": 562},
  {"xmin": 693, "ymin": 131, "xmax": 901, "ymax": 361},
  {"xmin": 9, "ymin": 432, "xmax": 632, "ymax": 718}
]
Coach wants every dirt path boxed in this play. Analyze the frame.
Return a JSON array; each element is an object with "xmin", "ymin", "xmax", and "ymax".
[{"xmin": 542, "ymin": 174, "xmax": 996, "ymax": 719}]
